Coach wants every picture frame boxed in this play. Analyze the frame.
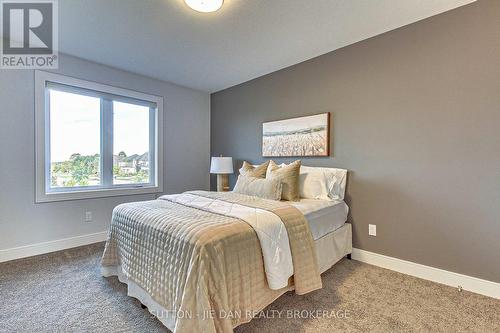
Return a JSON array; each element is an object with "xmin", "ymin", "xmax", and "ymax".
[{"xmin": 262, "ymin": 112, "xmax": 330, "ymax": 157}]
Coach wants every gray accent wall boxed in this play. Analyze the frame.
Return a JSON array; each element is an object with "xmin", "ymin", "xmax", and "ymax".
[
  {"xmin": 0, "ymin": 53, "xmax": 210, "ymax": 250},
  {"xmin": 211, "ymin": 0, "xmax": 500, "ymax": 282}
]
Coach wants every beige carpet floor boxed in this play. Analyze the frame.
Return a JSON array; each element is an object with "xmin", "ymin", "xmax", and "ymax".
[{"xmin": 0, "ymin": 243, "xmax": 498, "ymax": 332}]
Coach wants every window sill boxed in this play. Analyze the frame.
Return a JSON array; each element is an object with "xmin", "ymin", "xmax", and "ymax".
[{"xmin": 35, "ymin": 185, "xmax": 163, "ymax": 203}]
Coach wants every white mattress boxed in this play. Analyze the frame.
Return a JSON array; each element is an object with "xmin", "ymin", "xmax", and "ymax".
[{"xmin": 290, "ymin": 199, "xmax": 349, "ymax": 240}]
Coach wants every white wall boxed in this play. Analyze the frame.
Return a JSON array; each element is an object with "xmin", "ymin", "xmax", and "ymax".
[{"xmin": 0, "ymin": 54, "xmax": 210, "ymax": 250}]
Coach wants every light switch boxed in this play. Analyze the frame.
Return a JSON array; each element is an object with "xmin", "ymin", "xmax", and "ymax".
[{"xmin": 85, "ymin": 211, "xmax": 92, "ymax": 222}]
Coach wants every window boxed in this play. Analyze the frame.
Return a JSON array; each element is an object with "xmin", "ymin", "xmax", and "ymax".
[
  {"xmin": 49, "ymin": 90, "xmax": 102, "ymax": 188},
  {"xmin": 112, "ymin": 101, "xmax": 151, "ymax": 185},
  {"xmin": 35, "ymin": 71, "xmax": 163, "ymax": 202}
]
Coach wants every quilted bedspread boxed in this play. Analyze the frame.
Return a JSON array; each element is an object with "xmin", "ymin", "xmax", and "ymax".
[
  {"xmin": 101, "ymin": 191, "xmax": 322, "ymax": 333},
  {"xmin": 162, "ymin": 192, "xmax": 294, "ymax": 289}
]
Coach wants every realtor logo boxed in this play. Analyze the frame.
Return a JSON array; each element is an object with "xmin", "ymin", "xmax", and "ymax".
[{"xmin": 1, "ymin": 0, "xmax": 58, "ymax": 68}]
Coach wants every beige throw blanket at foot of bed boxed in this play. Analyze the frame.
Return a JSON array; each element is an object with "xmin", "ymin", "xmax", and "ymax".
[{"xmin": 101, "ymin": 191, "xmax": 322, "ymax": 333}]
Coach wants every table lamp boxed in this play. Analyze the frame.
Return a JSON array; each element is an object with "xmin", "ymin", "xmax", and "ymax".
[{"xmin": 210, "ymin": 156, "xmax": 233, "ymax": 192}]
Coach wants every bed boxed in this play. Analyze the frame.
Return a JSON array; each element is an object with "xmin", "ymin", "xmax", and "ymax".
[{"xmin": 101, "ymin": 165, "xmax": 351, "ymax": 333}]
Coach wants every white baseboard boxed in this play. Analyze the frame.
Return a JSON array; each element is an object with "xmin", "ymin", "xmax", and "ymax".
[
  {"xmin": 2, "ymin": 236, "xmax": 498, "ymax": 299},
  {"xmin": 0, "ymin": 231, "xmax": 108, "ymax": 263},
  {"xmin": 352, "ymin": 248, "xmax": 500, "ymax": 299}
]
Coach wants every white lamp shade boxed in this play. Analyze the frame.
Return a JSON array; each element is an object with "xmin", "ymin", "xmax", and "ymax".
[{"xmin": 210, "ymin": 157, "xmax": 233, "ymax": 174}]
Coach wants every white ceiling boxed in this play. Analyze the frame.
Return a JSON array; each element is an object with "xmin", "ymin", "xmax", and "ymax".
[{"xmin": 59, "ymin": 0, "xmax": 476, "ymax": 92}]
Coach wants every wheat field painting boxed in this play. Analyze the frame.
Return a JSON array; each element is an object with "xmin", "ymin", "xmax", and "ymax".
[{"xmin": 262, "ymin": 113, "xmax": 330, "ymax": 157}]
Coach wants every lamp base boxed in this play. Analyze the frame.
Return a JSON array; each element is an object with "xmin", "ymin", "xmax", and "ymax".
[{"xmin": 216, "ymin": 174, "xmax": 230, "ymax": 192}]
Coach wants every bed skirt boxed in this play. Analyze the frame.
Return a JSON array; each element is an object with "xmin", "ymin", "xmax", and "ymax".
[
  {"xmin": 101, "ymin": 265, "xmax": 179, "ymax": 330},
  {"xmin": 317, "ymin": 223, "xmax": 352, "ymax": 273}
]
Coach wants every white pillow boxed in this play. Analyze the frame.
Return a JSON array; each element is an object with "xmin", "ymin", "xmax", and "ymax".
[
  {"xmin": 298, "ymin": 165, "xmax": 347, "ymax": 200},
  {"xmin": 298, "ymin": 170, "xmax": 331, "ymax": 200}
]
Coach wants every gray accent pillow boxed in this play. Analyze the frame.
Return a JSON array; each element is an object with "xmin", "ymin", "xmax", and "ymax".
[{"xmin": 233, "ymin": 175, "xmax": 282, "ymax": 201}]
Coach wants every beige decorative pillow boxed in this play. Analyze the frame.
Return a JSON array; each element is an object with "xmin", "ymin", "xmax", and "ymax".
[
  {"xmin": 266, "ymin": 160, "xmax": 301, "ymax": 201},
  {"xmin": 239, "ymin": 160, "xmax": 270, "ymax": 178},
  {"xmin": 233, "ymin": 175, "xmax": 282, "ymax": 201}
]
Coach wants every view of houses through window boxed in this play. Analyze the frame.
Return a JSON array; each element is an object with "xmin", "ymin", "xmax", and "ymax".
[
  {"xmin": 113, "ymin": 152, "xmax": 149, "ymax": 185},
  {"xmin": 51, "ymin": 151, "xmax": 150, "ymax": 188}
]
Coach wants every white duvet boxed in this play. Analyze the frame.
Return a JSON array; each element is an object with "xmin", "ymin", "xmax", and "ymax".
[{"xmin": 161, "ymin": 193, "xmax": 294, "ymax": 289}]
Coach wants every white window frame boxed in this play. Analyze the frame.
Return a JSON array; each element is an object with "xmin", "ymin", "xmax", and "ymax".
[{"xmin": 35, "ymin": 71, "xmax": 164, "ymax": 203}]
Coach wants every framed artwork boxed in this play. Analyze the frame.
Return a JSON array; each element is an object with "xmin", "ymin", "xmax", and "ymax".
[{"xmin": 262, "ymin": 112, "xmax": 330, "ymax": 157}]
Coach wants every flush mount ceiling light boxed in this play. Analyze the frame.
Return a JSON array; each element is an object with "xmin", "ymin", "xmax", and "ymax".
[{"xmin": 185, "ymin": 0, "xmax": 223, "ymax": 13}]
